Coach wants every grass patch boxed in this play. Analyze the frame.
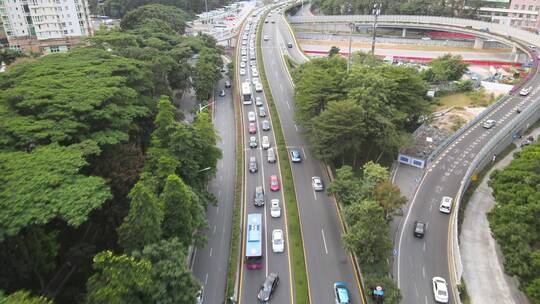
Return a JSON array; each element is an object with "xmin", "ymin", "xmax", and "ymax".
[
  {"xmin": 224, "ymin": 39, "xmax": 244, "ymax": 302},
  {"xmin": 257, "ymin": 11, "xmax": 309, "ymax": 304},
  {"xmin": 435, "ymin": 89, "xmax": 497, "ymax": 111}
]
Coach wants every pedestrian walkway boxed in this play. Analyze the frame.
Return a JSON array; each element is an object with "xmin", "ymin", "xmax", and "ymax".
[{"xmin": 460, "ymin": 128, "xmax": 539, "ymax": 304}]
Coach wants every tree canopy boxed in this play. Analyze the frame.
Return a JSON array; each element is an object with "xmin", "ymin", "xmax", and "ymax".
[
  {"xmin": 423, "ymin": 54, "xmax": 469, "ymax": 83},
  {"xmin": 120, "ymin": 4, "xmax": 190, "ymax": 34}
]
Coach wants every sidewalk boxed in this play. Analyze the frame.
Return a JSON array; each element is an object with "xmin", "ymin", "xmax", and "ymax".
[{"xmin": 460, "ymin": 128, "xmax": 539, "ymax": 304}]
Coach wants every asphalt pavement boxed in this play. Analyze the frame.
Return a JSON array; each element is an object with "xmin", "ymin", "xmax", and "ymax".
[
  {"xmin": 192, "ymin": 70, "xmax": 236, "ymax": 303},
  {"xmin": 261, "ymin": 10, "xmax": 364, "ymax": 304}
]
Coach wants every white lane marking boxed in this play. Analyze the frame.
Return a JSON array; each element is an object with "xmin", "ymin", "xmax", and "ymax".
[
  {"xmin": 209, "ymin": 247, "xmax": 213, "ymax": 257},
  {"xmin": 301, "ymin": 146, "xmax": 307, "ymax": 160},
  {"xmin": 213, "ymin": 225, "xmax": 217, "ymax": 235},
  {"xmin": 321, "ymin": 229, "xmax": 329, "ymax": 254},
  {"xmin": 205, "ymin": 273, "xmax": 208, "ymax": 285},
  {"xmin": 313, "ymin": 190, "xmax": 317, "ymax": 200},
  {"xmin": 294, "ymin": 124, "xmax": 298, "ymax": 131},
  {"xmin": 425, "ymin": 295, "xmax": 428, "ymax": 304},
  {"xmin": 218, "ymin": 190, "xmax": 222, "ymax": 197},
  {"xmin": 423, "ymin": 242, "xmax": 426, "ymax": 252},
  {"xmin": 216, "ymin": 206, "xmax": 219, "ymax": 214},
  {"xmin": 422, "ymin": 266, "xmax": 425, "ymax": 279},
  {"xmin": 286, "ymin": 100, "xmax": 291, "ymax": 109}
]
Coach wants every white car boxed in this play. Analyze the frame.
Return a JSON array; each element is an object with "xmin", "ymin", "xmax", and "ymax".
[
  {"xmin": 482, "ymin": 119, "xmax": 496, "ymax": 129},
  {"xmin": 252, "ymin": 77, "xmax": 260, "ymax": 85},
  {"xmin": 196, "ymin": 287, "xmax": 204, "ymax": 304},
  {"xmin": 252, "ymin": 69, "xmax": 259, "ymax": 77},
  {"xmin": 272, "ymin": 229, "xmax": 285, "ymax": 253},
  {"xmin": 240, "ymin": 61, "xmax": 246, "ymax": 68},
  {"xmin": 248, "ymin": 111, "xmax": 256, "ymax": 122},
  {"xmin": 263, "ymin": 35, "xmax": 269, "ymax": 41},
  {"xmin": 241, "ymin": 56, "xmax": 247, "ymax": 62},
  {"xmin": 432, "ymin": 277, "xmax": 449, "ymax": 303},
  {"xmin": 270, "ymin": 199, "xmax": 281, "ymax": 217},
  {"xmin": 262, "ymin": 136, "xmax": 270, "ymax": 150},
  {"xmin": 255, "ymin": 83, "xmax": 263, "ymax": 92},
  {"xmin": 519, "ymin": 87, "xmax": 531, "ymax": 96},
  {"xmin": 312, "ymin": 176, "xmax": 324, "ymax": 191},
  {"xmin": 256, "ymin": 96, "xmax": 263, "ymax": 106},
  {"xmin": 439, "ymin": 196, "xmax": 453, "ymax": 214},
  {"xmin": 259, "ymin": 107, "xmax": 266, "ymax": 117},
  {"xmin": 242, "ymin": 40, "xmax": 247, "ymax": 45},
  {"xmin": 240, "ymin": 68, "xmax": 246, "ymax": 76},
  {"xmin": 241, "ymin": 49, "xmax": 247, "ymax": 56}
]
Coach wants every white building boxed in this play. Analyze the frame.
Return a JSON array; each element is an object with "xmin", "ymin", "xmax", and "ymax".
[{"xmin": 0, "ymin": 0, "xmax": 93, "ymax": 53}]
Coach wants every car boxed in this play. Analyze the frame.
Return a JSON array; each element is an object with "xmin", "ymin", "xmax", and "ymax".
[
  {"xmin": 219, "ymin": 90, "xmax": 225, "ymax": 97},
  {"xmin": 267, "ymin": 147, "xmax": 276, "ymax": 163},
  {"xmin": 262, "ymin": 120, "xmax": 271, "ymax": 131},
  {"xmin": 255, "ymin": 83, "xmax": 263, "ymax": 92},
  {"xmin": 225, "ymin": 80, "xmax": 231, "ymax": 88},
  {"xmin": 242, "ymin": 40, "xmax": 247, "ymax": 45},
  {"xmin": 249, "ymin": 156, "xmax": 258, "ymax": 173},
  {"xmin": 252, "ymin": 69, "xmax": 259, "ymax": 77},
  {"xmin": 421, "ymin": 36, "xmax": 432, "ymax": 40},
  {"xmin": 269, "ymin": 174, "xmax": 280, "ymax": 191},
  {"xmin": 249, "ymin": 122, "xmax": 257, "ymax": 134},
  {"xmin": 413, "ymin": 220, "xmax": 425, "ymax": 238},
  {"xmin": 312, "ymin": 176, "xmax": 324, "ymax": 191},
  {"xmin": 241, "ymin": 56, "xmax": 247, "ymax": 62},
  {"xmin": 196, "ymin": 287, "xmax": 204, "ymax": 304},
  {"xmin": 248, "ymin": 111, "xmax": 256, "ymax": 122},
  {"xmin": 261, "ymin": 136, "xmax": 270, "ymax": 150},
  {"xmin": 250, "ymin": 53, "xmax": 256, "ymax": 60},
  {"xmin": 254, "ymin": 186, "xmax": 265, "ymax": 207},
  {"xmin": 263, "ymin": 35, "xmax": 269, "ymax": 41},
  {"xmin": 241, "ymin": 49, "xmax": 247, "ymax": 56},
  {"xmin": 483, "ymin": 119, "xmax": 496, "ymax": 129},
  {"xmin": 516, "ymin": 105, "xmax": 523, "ymax": 113},
  {"xmin": 333, "ymin": 281, "xmax": 350, "ymax": 304},
  {"xmin": 290, "ymin": 150, "xmax": 301, "ymax": 162},
  {"xmin": 520, "ymin": 135, "xmax": 535, "ymax": 147},
  {"xmin": 271, "ymin": 20, "xmax": 276, "ymax": 23},
  {"xmin": 432, "ymin": 277, "xmax": 449, "ymax": 303},
  {"xmin": 439, "ymin": 196, "xmax": 453, "ymax": 214},
  {"xmin": 271, "ymin": 229, "xmax": 284, "ymax": 252},
  {"xmin": 250, "ymin": 60, "xmax": 257, "ymax": 67},
  {"xmin": 240, "ymin": 61, "xmax": 246, "ymax": 68},
  {"xmin": 257, "ymin": 273, "xmax": 279, "ymax": 302},
  {"xmin": 519, "ymin": 87, "xmax": 531, "ymax": 96},
  {"xmin": 259, "ymin": 107, "xmax": 266, "ymax": 117},
  {"xmin": 249, "ymin": 136, "xmax": 258, "ymax": 148},
  {"xmin": 270, "ymin": 199, "xmax": 281, "ymax": 217},
  {"xmin": 264, "ymin": 20, "xmax": 269, "ymax": 23},
  {"xmin": 252, "ymin": 77, "xmax": 260, "ymax": 85},
  {"xmin": 287, "ymin": 42, "xmax": 293, "ymax": 48},
  {"xmin": 240, "ymin": 68, "xmax": 246, "ymax": 76},
  {"xmin": 256, "ymin": 96, "xmax": 263, "ymax": 106}
]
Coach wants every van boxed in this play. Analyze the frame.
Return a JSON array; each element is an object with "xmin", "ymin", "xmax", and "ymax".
[{"xmin": 267, "ymin": 147, "xmax": 276, "ymax": 163}]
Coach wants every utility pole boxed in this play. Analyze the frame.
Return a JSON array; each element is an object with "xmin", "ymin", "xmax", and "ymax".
[
  {"xmin": 371, "ymin": 2, "xmax": 381, "ymax": 55},
  {"xmin": 346, "ymin": 3, "xmax": 353, "ymax": 73}
]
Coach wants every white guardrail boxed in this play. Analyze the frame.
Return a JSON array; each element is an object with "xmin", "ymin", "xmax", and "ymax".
[{"xmin": 287, "ymin": 13, "xmax": 540, "ymax": 303}]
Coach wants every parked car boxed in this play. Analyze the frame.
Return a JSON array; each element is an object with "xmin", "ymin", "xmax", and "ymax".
[
  {"xmin": 270, "ymin": 199, "xmax": 281, "ymax": 217},
  {"xmin": 271, "ymin": 229, "xmax": 284, "ymax": 253},
  {"xmin": 482, "ymin": 119, "xmax": 496, "ymax": 129},
  {"xmin": 432, "ymin": 277, "xmax": 449, "ymax": 303},
  {"xmin": 439, "ymin": 196, "xmax": 453, "ymax": 214},
  {"xmin": 312, "ymin": 176, "xmax": 324, "ymax": 191},
  {"xmin": 290, "ymin": 150, "xmax": 301, "ymax": 163},
  {"xmin": 269, "ymin": 175, "xmax": 280, "ymax": 191},
  {"xmin": 254, "ymin": 186, "xmax": 265, "ymax": 207},
  {"xmin": 249, "ymin": 156, "xmax": 258, "ymax": 173},
  {"xmin": 257, "ymin": 273, "xmax": 279, "ymax": 302},
  {"xmin": 413, "ymin": 220, "xmax": 425, "ymax": 238}
]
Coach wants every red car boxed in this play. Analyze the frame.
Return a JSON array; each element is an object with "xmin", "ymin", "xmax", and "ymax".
[
  {"xmin": 269, "ymin": 175, "xmax": 280, "ymax": 191},
  {"xmin": 249, "ymin": 122, "xmax": 257, "ymax": 134}
]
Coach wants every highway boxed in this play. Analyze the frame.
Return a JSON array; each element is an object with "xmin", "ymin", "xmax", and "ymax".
[
  {"xmin": 192, "ymin": 71, "xmax": 236, "ymax": 304},
  {"xmin": 260, "ymin": 8, "xmax": 364, "ymax": 304},
  {"xmin": 237, "ymin": 6, "xmax": 294, "ymax": 304}
]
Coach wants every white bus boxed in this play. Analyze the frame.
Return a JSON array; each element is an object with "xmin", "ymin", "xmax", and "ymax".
[{"xmin": 242, "ymin": 82, "xmax": 252, "ymax": 105}]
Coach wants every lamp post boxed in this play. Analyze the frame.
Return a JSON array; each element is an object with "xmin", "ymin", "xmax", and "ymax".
[
  {"xmin": 198, "ymin": 101, "xmax": 214, "ymax": 113},
  {"xmin": 346, "ymin": 3, "xmax": 353, "ymax": 73},
  {"xmin": 198, "ymin": 167, "xmax": 212, "ymax": 173},
  {"xmin": 371, "ymin": 2, "xmax": 381, "ymax": 55}
]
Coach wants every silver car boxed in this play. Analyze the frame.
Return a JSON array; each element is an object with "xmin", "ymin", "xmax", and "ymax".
[
  {"xmin": 482, "ymin": 119, "xmax": 496, "ymax": 129},
  {"xmin": 249, "ymin": 136, "xmax": 258, "ymax": 148},
  {"xmin": 256, "ymin": 96, "xmax": 263, "ymax": 106},
  {"xmin": 312, "ymin": 176, "xmax": 324, "ymax": 191},
  {"xmin": 262, "ymin": 120, "xmax": 270, "ymax": 131}
]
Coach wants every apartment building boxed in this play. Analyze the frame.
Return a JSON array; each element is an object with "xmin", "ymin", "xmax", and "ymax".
[
  {"xmin": 0, "ymin": 0, "xmax": 93, "ymax": 53},
  {"xmin": 477, "ymin": 0, "xmax": 540, "ymax": 32}
]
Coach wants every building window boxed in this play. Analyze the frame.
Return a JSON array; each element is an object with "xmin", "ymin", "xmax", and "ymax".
[
  {"xmin": 522, "ymin": 4, "xmax": 525, "ymax": 10},
  {"xmin": 529, "ymin": 5, "xmax": 534, "ymax": 10}
]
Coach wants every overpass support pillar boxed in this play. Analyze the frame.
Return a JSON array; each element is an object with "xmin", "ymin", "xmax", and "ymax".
[
  {"xmin": 473, "ymin": 37, "xmax": 485, "ymax": 49},
  {"xmin": 511, "ymin": 46, "xmax": 519, "ymax": 62},
  {"xmin": 402, "ymin": 28, "xmax": 407, "ymax": 38}
]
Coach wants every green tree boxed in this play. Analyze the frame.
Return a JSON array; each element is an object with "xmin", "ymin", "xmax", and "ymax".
[
  {"xmin": 327, "ymin": 165, "xmax": 363, "ymax": 205},
  {"xmin": 342, "ymin": 200, "xmax": 392, "ymax": 264},
  {"xmin": 425, "ymin": 54, "xmax": 469, "ymax": 83},
  {"xmin": 0, "ymin": 290, "xmax": 53, "ymax": 304},
  {"xmin": 0, "ymin": 143, "xmax": 111, "ymax": 240},
  {"xmin": 328, "ymin": 46, "xmax": 341, "ymax": 57},
  {"xmin": 193, "ymin": 48, "xmax": 223, "ymax": 102},
  {"xmin": 86, "ymin": 251, "xmax": 152, "ymax": 304},
  {"xmin": 134, "ymin": 238, "xmax": 200, "ymax": 304},
  {"xmin": 309, "ymin": 100, "xmax": 365, "ymax": 164},
  {"xmin": 526, "ymin": 278, "xmax": 540, "ymax": 304},
  {"xmin": 160, "ymin": 175, "xmax": 205, "ymax": 246},
  {"xmin": 117, "ymin": 181, "xmax": 164, "ymax": 253},
  {"xmin": 120, "ymin": 4, "xmax": 190, "ymax": 34},
  {"xmin": 364, "ymin": 274, "xmax": 402, "ymax": 304},
  {"xmin": 373, "ymin": 181, "xmax": 407, "ymax": 218},
  {"xmin": 351, "ymin": 51, "xmax": 383, "ymax": 67},
  {"xmin": 0, "ymin": 48, "xmax": 23, "ymax": 65},
  {"xmin": 361, "ymin": 161, "xmax": 389, "ymax": 194}
]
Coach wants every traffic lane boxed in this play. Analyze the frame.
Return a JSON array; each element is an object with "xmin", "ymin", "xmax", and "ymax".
[
  {"xmin": 192, "ymin": 76, "xmax": 236, "ymax": 304},
  {"xmin": 277, "ymin": 18, "xmax": 309, "ymax": 64},
  {"xmin": 262, "ymin": 17, "xmax": 363, "ymax": 304}
]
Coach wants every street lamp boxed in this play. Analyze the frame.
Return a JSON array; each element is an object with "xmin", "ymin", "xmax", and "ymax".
[
  {"xmin": 197, "ymin": 167, "xmax": 212, "ymax": 173},
  {"xmin": 371, "ymin": 2, "xmax": 381, "ymax": 55},
  {"xmin": 346, "ymin": 3, "xmax": 353, "ymax": 73},
  {"xmin": 198, "ymin": 101, "xmax": 214, "ymax": 113}
]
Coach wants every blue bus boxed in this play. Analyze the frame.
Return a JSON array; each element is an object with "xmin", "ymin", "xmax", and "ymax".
[{"xmin": 246, "ymin": 213, "xmax": 263, "ymax": 269}]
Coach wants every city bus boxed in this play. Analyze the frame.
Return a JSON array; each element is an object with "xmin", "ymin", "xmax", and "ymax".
[
  {"xmin": 246, "ymin": 213, "xmax": 263, "ymax": 269},
  {"xmin": 242, "ymin": 82, "xmax": 252, "ymax": 105}
]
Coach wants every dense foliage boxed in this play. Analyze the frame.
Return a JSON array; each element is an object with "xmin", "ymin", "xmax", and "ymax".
[
  {"xmin": 0, "ymin": 5, "xmax": 222, "ymax": 303},
  {"xmin": 328, "ymin": 163, "xmax": 404, "ymax": 303},
  {"xmin": 293, "ymin": 54, "xmax": 430, "ymax": 166},
  {"xmin": 98, "ymin": 0, "xmax": 231, "ymax": 18},
  {"xmin": 422, "ymin": 54, "xmax": 469, "ymax": 83},
  {"xmin": 311, "ymin": 0, "xmax": 483, "ymax": 18},
  {"xmin": 488, "ymin": 142, "xmax": 540, "ymax": 303}
]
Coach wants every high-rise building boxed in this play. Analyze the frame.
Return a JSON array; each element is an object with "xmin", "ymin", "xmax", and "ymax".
[
  {"xmin": 0, "ymin": 0, "xmax": 93, "ymax": 53},
  {"xmin": 476, "ymin": 0, "xmax": 540, "ymax": 32}
]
